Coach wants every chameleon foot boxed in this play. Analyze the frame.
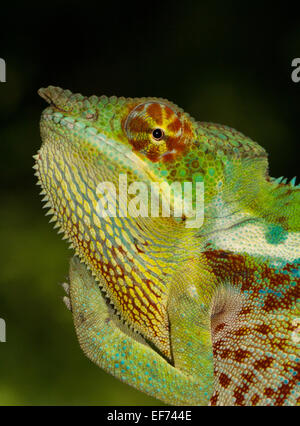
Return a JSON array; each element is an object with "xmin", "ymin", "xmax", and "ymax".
[{"xmin": 68, "ymin": 256, "xmax": 213, "ymax": 406}]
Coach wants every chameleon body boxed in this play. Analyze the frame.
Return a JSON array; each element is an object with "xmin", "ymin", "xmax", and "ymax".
[{"xmin": 34, "ymin": 86, "xmax": 300, "ymax": 406}]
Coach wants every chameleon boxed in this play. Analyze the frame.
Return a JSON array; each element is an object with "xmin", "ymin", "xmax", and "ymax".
[{"xmin": 33, "ymin": 86, "xmax": 300, "ymax": 406}]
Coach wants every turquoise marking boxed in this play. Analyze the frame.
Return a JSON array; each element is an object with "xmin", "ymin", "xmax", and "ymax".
[{"xmin": 265, "ymin": 224, "xmax": 288, "ymax": 245}]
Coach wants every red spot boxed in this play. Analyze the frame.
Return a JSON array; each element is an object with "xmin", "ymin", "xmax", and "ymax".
[
  {"xmin": 183, "ymin": 120, "xmax": 193, "ymax": 137},
  {"xmin": 129, "ymin": 117, "xmax": 149, "ymax": 133},
  {"xmin": 264, "ymin": 282, "xmax": 298, "ymax": 312},
  {"xmin": 147, "ymin": 103, "xmax": 163, "ymax": 125},
  {"xmin": 233, "ymin": 388, "xmax": 245, "ymax": 406},
  {"xmin": 250, "ymin": 394, "xmax": 260, "ymax": 406},
  {"xmin": 147, "ymin": 149, "xmax": 161, "ymax": 162},
  {"xmin": 165, "ymin": 135, "xmax": 187, "ymax": 159},
  {"xmin": 233, "ymin": 326, "xmax": 251, "ymax": 337},
  {"xmin": 239, "ymin": 306, "xmax": 252, "ymax": 316},
  {"xmin": 264, "ymin": 387, "xmax": 275, "ymax": 397},
  {"xmin": 214, "ymin": 323, "xmax": 226, "ymax": 333},
  {"xmin": 219, "ymin": 348, "xmax": 231, "ymax": 359},
  {"xmin": 164, "ymin": 105, "xmax": 174, "ymax": 120},
  {"xmin": 167, "ymin": 117, "xmax": 181, "ymax": 133},
  {"xmin": 272, "ymin": 337, "xmax": 288, "ymax": 351},
  {"xmin": 255, "ymin": 324, "xmax": 272, "ymax": 335},
  {"xmin": 253, "ymin": 356, "xmax": 274, "ymax": 370},
  {"xmin": 132, "ymin": 138, "xmax": 149, "ymax": 151},
  {"xmin": 219, "ymin": 373, "xmax": 231, "ymax": 388},
  {"xmin": 210, "ymin": 391, "xmax": 219, "ymax": 406},
  {"xmin": 241, "ymin": 371, "xmax": 255, "ymax": 384},
  {"xmin": 233, "ymin": 383, "xmax": 249, "ymax": 406},
  {"xmin": 233, "ymin": 349, "xmax": 251, "ymax": 363}
]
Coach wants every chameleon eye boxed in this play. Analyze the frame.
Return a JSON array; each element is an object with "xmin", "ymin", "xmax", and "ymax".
[
  {"xmin": 124, "ymin": 101, "xmax": 191, "ymax": 162},
  {"xmin": 152, "ymin": 128, "xmax": 164, "ymax": 141}
]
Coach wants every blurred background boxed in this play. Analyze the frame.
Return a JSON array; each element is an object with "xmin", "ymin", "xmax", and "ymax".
[{"xmin": 0, "ymin": 1, "xmax": 299, "ymax": 405}]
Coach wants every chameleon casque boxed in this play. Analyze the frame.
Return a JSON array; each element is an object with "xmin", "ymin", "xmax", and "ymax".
[{"xmin": 34, "ymin": 86, "xmax": 300, "ymax": 406}]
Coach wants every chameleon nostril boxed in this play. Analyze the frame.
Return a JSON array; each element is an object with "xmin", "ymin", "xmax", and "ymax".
[
  {"xmin": 38, "ymin": 86, "xmax": 73, "ymax": 113},
  {"xmin": 38, "ymin": 86, "xmax": 64, "ymax": 103}
]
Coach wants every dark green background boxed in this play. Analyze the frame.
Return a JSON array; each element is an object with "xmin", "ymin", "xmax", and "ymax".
[{"xmin": 0, "ymin": 1, "xmax": 299, "ymax": 405}]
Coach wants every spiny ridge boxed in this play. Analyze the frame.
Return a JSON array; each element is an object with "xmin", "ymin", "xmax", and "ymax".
[{"xmin": 270, "ymin": 175, "xmax": 299, "ymax": 187}]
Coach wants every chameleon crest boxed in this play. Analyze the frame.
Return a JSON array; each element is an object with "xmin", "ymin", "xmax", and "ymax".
[{"xmin": 34, "ymin": 86, "xmax": 300, "ymax": 406}]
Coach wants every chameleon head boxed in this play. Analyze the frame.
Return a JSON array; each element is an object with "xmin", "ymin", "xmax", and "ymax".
[
  {"xmin": 37, "ymin": 86, "xmax": 268, "ymax": 212},
  {"xmin": 37, "ymin": 86, "xmax": 196, "ymax": 173},
  {"xmin": 35, "ymin": 86, "xmax": 199, "ymax": 357}
]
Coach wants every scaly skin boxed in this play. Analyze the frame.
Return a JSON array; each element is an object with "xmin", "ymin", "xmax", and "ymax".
[{"xmin": 34, "ymin": 86, "xmax": 300, "ymax": 406}]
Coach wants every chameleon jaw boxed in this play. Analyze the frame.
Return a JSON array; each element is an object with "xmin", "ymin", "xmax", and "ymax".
[{"xmin": 34, "ymin": 108, "xmax": 174, "ymax": 359}]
